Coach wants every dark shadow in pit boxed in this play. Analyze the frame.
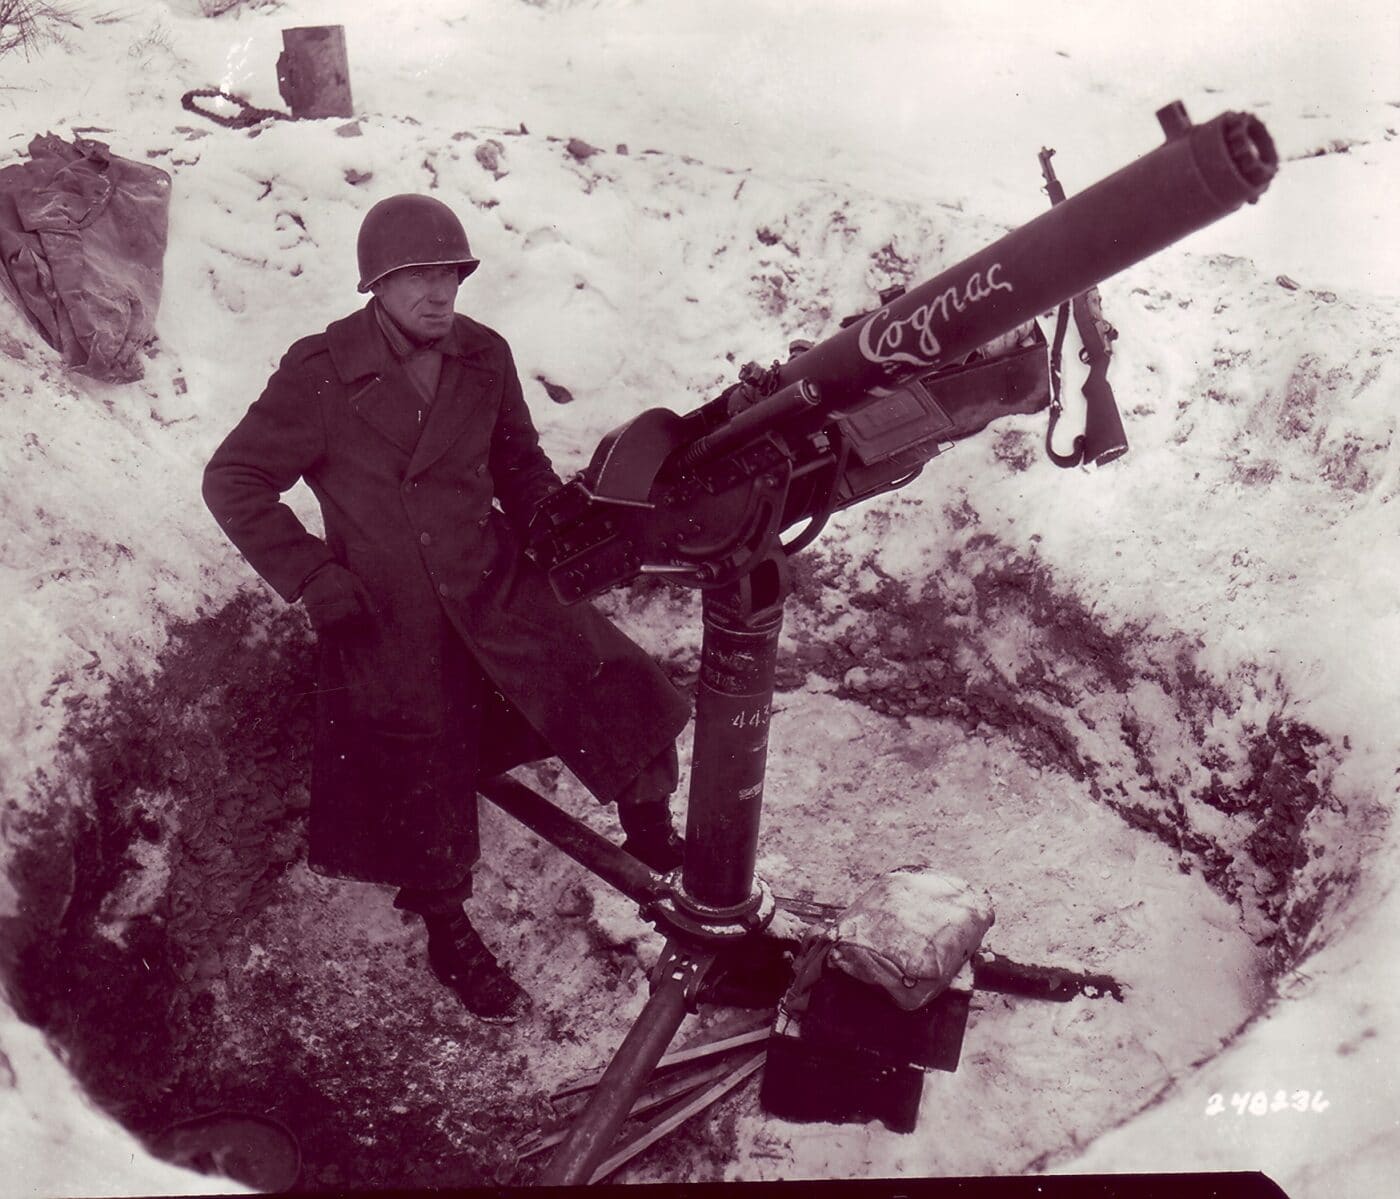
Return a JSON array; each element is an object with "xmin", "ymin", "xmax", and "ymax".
[{"xmin": 0, "ymin": 589, "xmax": 517, "ymax": 1191}]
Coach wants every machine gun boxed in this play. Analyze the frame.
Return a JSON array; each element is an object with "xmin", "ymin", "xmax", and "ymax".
[
  {"xmin": 528, "ymin": 100, "xmax": 1274, "ymax": 606},
  {"xmin": 489, "ymin": 101, "xmax": 1276, "ymax": 1184},
  {"xmin": 528, "ymin": 319, "xmax": 1051, "ymax": 603}
]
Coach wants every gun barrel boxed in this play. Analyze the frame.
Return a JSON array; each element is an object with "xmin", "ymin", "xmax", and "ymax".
[{"xmin": 776, "ymin": 106, "xmax": 1276, "ymax": 413}]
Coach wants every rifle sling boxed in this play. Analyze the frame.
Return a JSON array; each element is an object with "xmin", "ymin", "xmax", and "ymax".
[{"xmin": 1044, "ymin": 299, "xmax": 1086, "ymax": 468}]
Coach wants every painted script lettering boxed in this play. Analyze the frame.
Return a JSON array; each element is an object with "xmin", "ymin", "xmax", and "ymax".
[{"xmin": 859, "ymin": 262, "xmax": 1014, "ymax": 367}]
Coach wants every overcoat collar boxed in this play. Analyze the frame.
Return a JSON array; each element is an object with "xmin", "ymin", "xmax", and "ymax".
[
  {"xmin": 324, "ymin": 303, "xmax": 500, "ymax": 477},
  {"xmin": 324, "ymin": 301, "xmax": 491, "ymax": 383}
]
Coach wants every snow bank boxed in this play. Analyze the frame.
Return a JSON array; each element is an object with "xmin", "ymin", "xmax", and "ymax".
[
  {"xmin": 0, "ymin": 1015, "xmax": 236, "ymax": 1197},
  {"xmin": 1, "ymin": 0, "xmax": 1396, "ymax": 1192}
]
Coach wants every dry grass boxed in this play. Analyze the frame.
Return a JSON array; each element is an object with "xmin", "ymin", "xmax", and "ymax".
[
  {"xmin": 0, "ymin": 1, "xmax": 81, "ymax": 58},
  {"xmin": 198, "ymin": 0, "xmax": 282, "ymax": 17}
]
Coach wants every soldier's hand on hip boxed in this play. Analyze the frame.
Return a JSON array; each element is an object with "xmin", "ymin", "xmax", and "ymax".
[{"xmin": 301, "ymin": 562, "xmax": 375, "ymax": 636}]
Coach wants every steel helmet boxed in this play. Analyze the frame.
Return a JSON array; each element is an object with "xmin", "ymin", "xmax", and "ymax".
[{"xmin": 356, "ymin": 194, "xmax": 480, "ymax": 293}]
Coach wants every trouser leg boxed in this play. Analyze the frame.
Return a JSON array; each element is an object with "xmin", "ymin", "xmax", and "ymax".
[
  {"xmin": 393, "ymin": 873, "xmax": 473, "ymax": 916},
  {"xmin": 393, "ymin": 644, "xmax": 552, "ymax": 916},
  {"xmin": 616, "ymin": 741, "xmax": 684, "ymax": 871},
  {"xmin": 615, "ymin": 741, "xmax": 680, "ymax": 813}
]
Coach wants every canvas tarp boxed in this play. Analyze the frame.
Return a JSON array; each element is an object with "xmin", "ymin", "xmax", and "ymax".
[
  {"xmin": 0, "ymin": 133, "xmax": 171, "ymax": 381},
  {"xmin": 785, "ymin": 866, "xmax": 996, "ymax": 1014}
]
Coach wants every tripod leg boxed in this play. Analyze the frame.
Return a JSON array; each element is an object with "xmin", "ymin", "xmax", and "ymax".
[
  {"xmin": 477, "ymin": 775, "xmax": 665, "ymax": 904},
  {"xmin": 538, "ymin": 951, "xmax": 697, "ymax": 1185}
]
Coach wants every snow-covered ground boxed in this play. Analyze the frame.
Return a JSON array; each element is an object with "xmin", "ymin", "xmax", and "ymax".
[{"xmin": 1, "ymin": 0, "xmax": 1396, "ymax": 1193}]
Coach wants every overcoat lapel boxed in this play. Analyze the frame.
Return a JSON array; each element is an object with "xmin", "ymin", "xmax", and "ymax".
[
  {"xmin": 324, "ymin": 303, "xmax": 501, "ymax": 477},
  {"xmin": 325, "ymin": 306, "xmax": 418, "ymax": 457},
  {"xmin": 348, "ymin": 363, "xmax": 426, "ymax": 457},
  {"xmin": 406, "ymin": 350, "xmax": 498, "ymax": 479}
]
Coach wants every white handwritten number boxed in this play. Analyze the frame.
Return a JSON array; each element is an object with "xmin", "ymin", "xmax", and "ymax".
[
  {"xmin": 1209, "ymin": 1090, "xmax": 1329, "ymax": 1117},
  {"xmin": 730, "ymin": 704, "xmax": 770, "ymax": 730}
]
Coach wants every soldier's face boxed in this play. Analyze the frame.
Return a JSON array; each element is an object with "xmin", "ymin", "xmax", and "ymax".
[{"xmin": 373, "ymin": 265, "xmax": 462, "ymax": 342}]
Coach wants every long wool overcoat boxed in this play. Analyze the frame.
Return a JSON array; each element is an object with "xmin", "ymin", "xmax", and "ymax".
[{"xmin": 203, "ymin": 302, "xmax": 690, "ymax": 891}]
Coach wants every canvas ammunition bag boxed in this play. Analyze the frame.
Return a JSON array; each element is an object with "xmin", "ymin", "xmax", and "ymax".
[
  {"xmin": 785, "ymin": 866, "xmax": 995, "ymax": 1015},
  {"xmin": 0, "ymin": 133, "xmax": 171, "ymax": 381}
]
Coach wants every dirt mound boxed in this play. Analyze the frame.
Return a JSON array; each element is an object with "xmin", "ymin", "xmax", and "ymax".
[{"xmin": 3, "ymin": 592, "xmax": 307, "ymax": 1108}]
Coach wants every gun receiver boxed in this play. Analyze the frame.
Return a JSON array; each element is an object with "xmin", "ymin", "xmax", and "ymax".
[{"xmin": 530, "ymin": 102, "xmax": 1276, "ymax": 604}]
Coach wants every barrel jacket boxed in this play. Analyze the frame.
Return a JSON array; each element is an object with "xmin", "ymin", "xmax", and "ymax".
[{"xmin": 202, "ymin": 302, "xmax": 690, "ymax": 890}]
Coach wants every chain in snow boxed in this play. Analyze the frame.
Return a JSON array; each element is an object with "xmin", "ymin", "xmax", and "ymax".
[{"xmin": 180, "ymin": 88, "xmax": 296, "ymax": 130}]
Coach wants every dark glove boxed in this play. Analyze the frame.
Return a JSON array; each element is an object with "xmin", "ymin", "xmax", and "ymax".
[
  {"xmin": 523, "ymin": 490, "xmax": 561, "ymax": 562},
  {"xmin": 300, "ymin": 562, "xmax": 374, "ymax": 636}
]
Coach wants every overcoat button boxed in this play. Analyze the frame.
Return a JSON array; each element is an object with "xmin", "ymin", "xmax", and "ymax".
[
  {"xmin": 420, "ymin": 532, "xmax": 431, "ymax": 546},
  {"xmin": 476, "ymin": 464, "xmax": 486, "ymax": 476},
  {"xmin": 438, "ymin": 583, "xmax": 449, "ymax": 597}
]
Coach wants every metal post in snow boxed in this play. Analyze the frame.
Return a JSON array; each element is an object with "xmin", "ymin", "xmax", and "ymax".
[{"xmin": 277, "ymin": 25, "xmax": 353, "ymax": 119}]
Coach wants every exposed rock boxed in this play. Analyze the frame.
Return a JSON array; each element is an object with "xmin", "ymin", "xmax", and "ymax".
[{"xmin": 565, "ymin": 137, "xmax": 602, "ymax": 162}]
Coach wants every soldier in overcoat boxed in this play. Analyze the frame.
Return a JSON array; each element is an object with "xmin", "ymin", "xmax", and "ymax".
[{"xmin": 203, "ymin": 195, "xmax": 690, "ymax": 1021}]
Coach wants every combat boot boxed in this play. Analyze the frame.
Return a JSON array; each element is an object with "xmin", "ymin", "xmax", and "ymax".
[
  {"xmin": 618, "ymin": 799, "xmax": 685, "ymax": 873},
  {"xmin": 423, "ymin": 910, "xmax": 532, "ymax": 1024}
]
